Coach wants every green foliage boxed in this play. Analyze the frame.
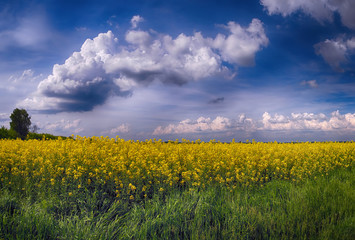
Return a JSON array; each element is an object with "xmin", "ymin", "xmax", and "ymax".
[
  {"xmin": 0, "ymin": 126, "xmax": 9, "ymax": 139},
  {"xmin": 10, "ymin": 108, "xmax": 31, "ymax": 140},
  {"xmin": 0, "ymin": 126, "xmax": 17, "ymax": 139},
  {"xmin": 0, "ymin": 126, "xmax": 66, "ymax": 140},
  {"xmin": 0, "ymin": 167, "xmax": 354, "ymax": 239},
  {"xmin": 26, "ymin": 132, "xmax": 68, "ymax": 140},
  {"xmin": 1, "ymin": 108, "xmax": 67, "ymax": 140}
]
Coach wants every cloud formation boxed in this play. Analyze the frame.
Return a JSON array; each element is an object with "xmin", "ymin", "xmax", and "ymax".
[
  {"xmin": 109, "ymin": 124, "xmax": 130, "ymax": 134},
  {"xmin": 0, "ymin": 12, "xmax": 52, "ymax": 50},
  {"xmin": 41, "ymin": 119, "xmax": 83, "ymax": 134},
  {"xmin": 153, "ymin": 114, "xmax": 255, "ymax": 135},
  {"xmin": 6, "ymin": 69, "xmax": 43, "ymax": 92},
  {"xmin": 209, "ymin": 97, "xmax": 225, "ymax": 104},
  {"xmin": 214, "ymin": 19, "xmax": 269, "ymax": 66},
  {"xmin": 260, "ymin": 0, "xmax": 355, "ymax": 29},
  {"xmin": 21, "ymin": 17, "xmax": 268, "ymax": 113},
  {"xmin": 301, "ymin": 80, "xmax": 318, "ymax": 88},
  {"xmin": 262, "ymin": 111, "xmax": 355, "ymax": 131},
  {"xmin": 0, "ymin": 113, "xmax": 8, "ymax": 122},
  {"xmin": 153, "ymin": 111, "xmax": 355, "ymax": 135},
  {"xmin": 260, "ymin": 1, "xmax": 355, "ymax": 72},
  {"xmin": 314, "ymin": 37, "xmax": 355, "ymax": 71},
  {"xmin": 130, "ymin": 15, "xmax": 144, "ymax": 29}
]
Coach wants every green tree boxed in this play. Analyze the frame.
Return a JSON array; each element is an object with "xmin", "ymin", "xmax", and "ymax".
[
  {"xmin": 0, "ymin": 126, "xmax": 9, "ymax": 139},
  {"xmin": 10, "ymin": 108, "xmax": 31, "ymax": 139},
  {"xmin": 0, "ymin": 126, "xmax": 17, "ymax": 139}
]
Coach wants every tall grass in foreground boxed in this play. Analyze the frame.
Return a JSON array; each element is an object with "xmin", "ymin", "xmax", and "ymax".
[{"xmin": 1, "ymin": 167, "xmax": 354, "ymax": 240}]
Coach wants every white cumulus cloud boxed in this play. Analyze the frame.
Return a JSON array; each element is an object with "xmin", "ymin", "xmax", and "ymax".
[
  {"xmin": 262, "ymin": 111, "xmax": 355, "ymax": 130},
  {"xmin": 153, "ymin": 111, "xmax": 355, "ymax": 135},
  {"xmin": 131, "ymin": 15, "xmax": 144, "ymax": 29},
  {"xmin": 261, "ymin": 0, "xmax": 355, "ymax": 29},
  {"xmin": 214, "ymin": 19, "xmax": 269, "ymax": 66},
  {"xmin": 314, "ymin": 37, "xmax": 355, "ymax": 71},
  {"xmin": 41, "ymin": 119, "xmax": 83, "ymax": 134},
  {"xmin": 153, "ymin": 115, "xmax": 255, "ymax": 135},
  {"xmin": 21, "ymin": 16, "xmax": 268, "ymax": 113},
  {"xmin": 109, "ymin": 124, "xmax": 130, "ymax": 134}
]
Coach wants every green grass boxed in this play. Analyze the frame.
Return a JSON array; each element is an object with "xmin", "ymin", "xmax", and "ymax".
[{"xmin": 1, "ymin": 167, "xmax": 354, "ymax": 239}]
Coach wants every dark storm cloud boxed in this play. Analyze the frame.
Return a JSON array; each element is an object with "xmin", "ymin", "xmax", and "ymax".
[
  {"xmin": 120, "ymin": 69, "xmax": 188, "ymax": 86},
  {"xmin": 208, "ymin": 97, "xmax": 224, "ymax": 104},
  {"xmin": 41, "ymin": 78, "xmax": 131, "ymax": 112}
]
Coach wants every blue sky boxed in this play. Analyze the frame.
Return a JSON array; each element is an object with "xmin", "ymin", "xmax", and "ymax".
[{"xmin": 1, "ymin": 0, "xmax": 355, "ymax": 141}]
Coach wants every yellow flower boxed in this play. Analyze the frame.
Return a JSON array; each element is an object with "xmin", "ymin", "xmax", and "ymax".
[{"xmin": 0, "ymin": 136, "xmax": 353, "ymax": 197}]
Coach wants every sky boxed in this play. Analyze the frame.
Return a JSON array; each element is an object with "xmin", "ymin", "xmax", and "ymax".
[{"xmin": 1, "ymin": 0, "xmax": 355, "ymax": 142}]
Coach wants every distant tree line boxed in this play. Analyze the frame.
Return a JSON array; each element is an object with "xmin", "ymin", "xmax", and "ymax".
[{"xmin": 0, "ymin": 108, "xmax": 66, "ymax": 140}]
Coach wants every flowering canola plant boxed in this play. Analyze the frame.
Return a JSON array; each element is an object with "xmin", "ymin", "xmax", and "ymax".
[{"xmin": 0, "ymin": 137, "xmax": 353, "ymax": 201}]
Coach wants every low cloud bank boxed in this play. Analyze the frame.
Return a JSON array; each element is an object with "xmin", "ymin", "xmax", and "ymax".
[{"xmin": 153, "ymin": 111, "xmax": 355, "ymax": 135}]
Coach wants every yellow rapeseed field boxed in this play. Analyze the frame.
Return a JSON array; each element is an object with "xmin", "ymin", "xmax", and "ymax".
[{"xmin": 0, "ymin": 137, "xmax": 353, "ymax": 201}]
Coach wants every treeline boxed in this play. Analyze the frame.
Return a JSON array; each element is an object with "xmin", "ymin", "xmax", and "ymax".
[
  {"xmin": 0, "ymin": 127, "xmax": 66, "ymax": 140},
  {"xmin": 0, "ymin": 108, "xmax": 67, "ymax": 140}
]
